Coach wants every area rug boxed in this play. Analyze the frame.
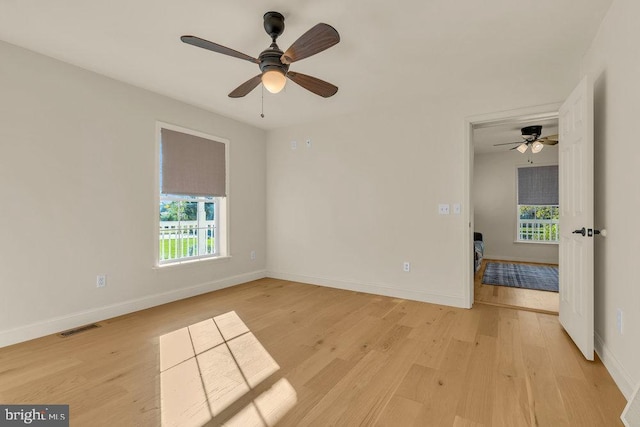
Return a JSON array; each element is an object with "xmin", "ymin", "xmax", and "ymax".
[{"xmin": 482, "ymin": 262, "xmax": 558, "ymax": 292}]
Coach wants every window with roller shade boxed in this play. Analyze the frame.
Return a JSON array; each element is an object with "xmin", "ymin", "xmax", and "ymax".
[
  {"xmin": 516, "ymin": 165, "xmax": 559, "ymax": 243},
  {"xmin": 158, "ymin": 126, "xmax": 228, "ymax": 264}
]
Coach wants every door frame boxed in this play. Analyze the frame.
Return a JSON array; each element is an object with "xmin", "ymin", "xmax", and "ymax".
[{"xmin": 463, "ymin": 103, "xmax": 562, "ymax": 308}]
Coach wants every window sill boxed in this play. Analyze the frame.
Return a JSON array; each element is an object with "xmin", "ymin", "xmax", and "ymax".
[
  {"xmin": 153, "ymin": 255, "xmax": 232, "ymax": 270},
  {"xmin": 514, "ymin": 240, "xmax": 559, "ymax": 245}
]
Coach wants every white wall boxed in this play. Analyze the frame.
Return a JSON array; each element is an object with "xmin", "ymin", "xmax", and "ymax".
[
  {"xmin": 581, "ymin": 0, "xmax": 640, "ymax": 399},
  {"xmin": 266, "ymin": 67, "xmax": 577, "ymax": 308},
  {"xmin": 473, "ymin": 148, "xmax": 559, "ymax": 264},
  {"xmin": 0, "ymin": 41, "xmax": 267, "ymax": 347}
]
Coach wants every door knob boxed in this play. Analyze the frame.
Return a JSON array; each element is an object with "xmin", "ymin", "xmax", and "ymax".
[{"xmin": 572, "ymin": 227, "xmax": 586, "ymax": 236}]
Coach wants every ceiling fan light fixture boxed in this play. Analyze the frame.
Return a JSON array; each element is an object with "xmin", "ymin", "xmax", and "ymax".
[
  {"xmin": 532, "ymin": 140, "xmax": 544, "ymax": 153},
  {"xmin": 517, "ymin": 143, "xmax": 528, "ymax": 153},
  {"xmin": 262, "ymin": 69, "xmax": 287, "ymax": 93}
]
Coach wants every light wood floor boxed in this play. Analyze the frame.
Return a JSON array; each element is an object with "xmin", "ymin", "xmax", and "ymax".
[
  {"xmin": 475, "ymin": 259, "xmax": 560, "ymax": 314},
  {"xmin": 0, "ymin": 278, "xmax": 625, "ymax": 426}
]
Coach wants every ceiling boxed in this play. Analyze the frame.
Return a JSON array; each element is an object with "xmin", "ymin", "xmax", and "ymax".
[{"xmin": 0, "ymin": 1, "xmax": 612, "ymax": 130}]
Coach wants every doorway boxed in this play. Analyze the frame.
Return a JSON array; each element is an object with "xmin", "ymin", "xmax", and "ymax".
[{"xmin": 464, "ymin": 104, "xmax": 561, "ymax": 313}]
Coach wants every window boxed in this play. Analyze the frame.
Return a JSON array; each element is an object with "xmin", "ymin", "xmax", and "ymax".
[
  {"xmin": 158, "ymin": 125, "xmax": 228, "ymax": 265},
  {"xmin": 159, "ymin": 196, "xmax": 218, "ymax": 262},
  {"xmin": 517, "ymin": 165, "xmax": 559, "ymax": 243},
  {"xmin": 518, "ymin": 205, "xmax": 559, "ymax": 242}
]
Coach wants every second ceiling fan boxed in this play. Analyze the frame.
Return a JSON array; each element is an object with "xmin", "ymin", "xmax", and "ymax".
[
  {"xmin": 181, "ymin": 11, "xmax": 340, "ymax": 98},
  {"xmin": 493, "ymin": 125, "xmax": 559, "ymax": 153}
]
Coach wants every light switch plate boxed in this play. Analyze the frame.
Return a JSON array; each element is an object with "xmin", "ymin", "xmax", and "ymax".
[{"xmin": 438, "ymin": 204, "xmax": 450, "ymax": 215}]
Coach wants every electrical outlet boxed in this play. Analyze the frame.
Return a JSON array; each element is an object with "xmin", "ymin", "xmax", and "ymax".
[
  {"xmin": 96, "ymin": 275, "xmax": 106, "ymax": 288},
  {"xmin": 403, "ymin": 262, "xmax": 411, "ymax": 272},
  {"xmin": 438, "ymin": 204, "xmax": 450, "ymax": 215},
  {"xmin": 250, "ymin": 250, "xmax": 256, "ymax": 260},
  {"xmin": 290, "ymin": 140, "xmax": 297, "ymax": 150},
  {"xmin": 616, "ymin": 309, "xmax": 623, "ymax": 334}
]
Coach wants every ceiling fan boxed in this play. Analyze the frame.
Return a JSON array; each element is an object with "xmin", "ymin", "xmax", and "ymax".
[
  {"xmin": 181, "ymin": 11, "xmax": 340, "ymax": 98},
  {"xmin": 493, "ymin": 125, "xmax": 559, "ymax": 153}
]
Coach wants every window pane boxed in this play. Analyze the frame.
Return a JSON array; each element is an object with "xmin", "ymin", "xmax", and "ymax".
[
  {"xmin": 160, "ymin": 201, "xmax": 180, "ymax": 221},
  {"xmin": 205, "ymin": 202, "xmax": 215, "ymax": 221},
  {"xmin": 183, "ymin": 201, "xmax": 198, "ymax": 221},
  {"xmin": 520, "ymin": 206, "xmax": 535, "ymax": 220}
]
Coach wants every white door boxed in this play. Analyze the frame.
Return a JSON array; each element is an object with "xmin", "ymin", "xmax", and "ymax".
[{"xmin": 558, "ymin": 76, "xmax": 594, "ymax": 361}]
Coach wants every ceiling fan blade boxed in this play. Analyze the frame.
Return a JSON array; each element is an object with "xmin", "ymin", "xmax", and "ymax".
[
  {"xmin": 228, "ymin": 75, "xmax": 262, "ymax": 98},
  {"xmin": 281, "ymin": 23, "xmax": 340, "ymax": 65},
  {"xmin": 539, "ymin": 134, "xmax": 559, "ymax": 145},
  {"xmin": 181, "ymin": 35, "xmax": 259, "ymax": 64},
  {"xmin": 493, "ymin": 141, "xmax": 523, "ymax": 146},
  {"xmin": 287, "ymin": 72, "xmax": 338, "ymax": 97}
]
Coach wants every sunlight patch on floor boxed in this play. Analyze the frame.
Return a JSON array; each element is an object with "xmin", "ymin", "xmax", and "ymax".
[
  {"xmin": 223, "ymin": 378, "xmax": 298, "ymax": 427},
  {"xmin": 160, "ymin": 311, "xmax": 297, "ymax": 427}
]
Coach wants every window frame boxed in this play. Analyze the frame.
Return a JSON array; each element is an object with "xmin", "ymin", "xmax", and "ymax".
[{"xmin": 155, "ymin": 122, "xmax": 230, "ymax": 267}]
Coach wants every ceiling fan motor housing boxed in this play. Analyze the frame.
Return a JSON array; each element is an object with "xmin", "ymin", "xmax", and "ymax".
[
  {"xmin": 259, "ymin": 44, "xmax": 289, "ymax": 75},
  {"xmin": 264, "ymin": 11, "xmax": 285, "ymax": 41},
  {"xmin": 521, "ymin": 125, "xmax": 542, "ymax": 140}
]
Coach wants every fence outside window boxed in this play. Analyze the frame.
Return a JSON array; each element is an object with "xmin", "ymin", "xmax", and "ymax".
[{"xmin": 517, "ymin": 205, "xmax": 559, "ymax": 242}]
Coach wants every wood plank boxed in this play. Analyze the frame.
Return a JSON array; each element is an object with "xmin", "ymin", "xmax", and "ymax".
[
  {"xmin": 413, "ymin": 339, "xmax": 474, "ymax": 426},
  {"xmin": 556, "ymin": 375, "xmax": 610, "ymax": 426},
  {"xmin": 537, "ymin": 312, "xmax": 587, "ymax": 380},
  {"xmin": 375, "ymin": 395, "xmax": 423, "ymax": 427},
  {"xmin": 456, "ymin": 334, "xmax": 497, "ymax": 426},
  {"xmin": 521, "ymin": 343, "xmax": 571, "ymax": 426}
]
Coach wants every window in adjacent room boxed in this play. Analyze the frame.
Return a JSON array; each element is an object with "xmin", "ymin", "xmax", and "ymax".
[
  {"xmin": 158, "ymin": 125, "xmax": 228, "ymax": 265},
  {"xmin": 516, "ymin": 165, "xmax": 559, "ymax": 243}
]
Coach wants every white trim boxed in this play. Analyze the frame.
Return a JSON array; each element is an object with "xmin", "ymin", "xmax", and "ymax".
[
  {"xmin": 464, "ymin": 103, "xmax": 562, "ymax": 309},
  {"xmin": 513, "ymin": 240, "xmax": 559, "ymax": 245},
  {"xmin": 156, "ymin": 121, "xmax": 231, "ymax": 146},
  {"xmin": 0, "ymin": 270, "xmax": 267, "ymax": 349},
  {"xmin": 595, "ymin": 331, "xmax": 635, "ymax": 400},
  {"xmin": 153, "ymin": 255, "xmax": 232, "ymax": 270},
  {"xmin": 267, "ymin": 271, "xmax": 468, "ymax": 308},
  {"xmin": 463, "ymin": 120, "xmax": 473, "ymax": 308},
  {"xmin": 468, "ymin": 104, "xmax": 562, "ymax": 128}
]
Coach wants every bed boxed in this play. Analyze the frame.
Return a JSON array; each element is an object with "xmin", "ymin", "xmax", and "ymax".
[{"xmin": 474, "ymin": 232, "xmax": 484, "ymax": 272}]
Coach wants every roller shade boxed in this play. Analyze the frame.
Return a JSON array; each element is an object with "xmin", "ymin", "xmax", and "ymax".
[
  {"xmin": 161, "ymin": 128, "xmax": 226, "ymax": 197},
  {"xmin": 518, "ymin": 165, "xmax": 558, "ymax": 205}
]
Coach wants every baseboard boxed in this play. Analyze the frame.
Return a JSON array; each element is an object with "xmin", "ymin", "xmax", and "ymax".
[
  {"xmin": 0, "ymin": 270, "xmax": 267, "ymax": 349},
  {"xmin": 266, "ymin": 271, "xmax": 467, "ymax": 308},
  {"xmin": 595, "ymin": 331, "xmax": 635, "ymax": 400}
]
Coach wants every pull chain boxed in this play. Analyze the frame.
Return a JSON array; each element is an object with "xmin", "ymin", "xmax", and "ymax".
[{"xmin": 260, "ymin": 84, "xmax": 265, "ymax": 118}]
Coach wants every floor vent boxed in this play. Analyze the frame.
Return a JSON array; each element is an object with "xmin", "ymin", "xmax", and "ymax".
[{"xmin": 59, "ymin": 323, "xmax": 101, "ymax": 337}]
